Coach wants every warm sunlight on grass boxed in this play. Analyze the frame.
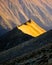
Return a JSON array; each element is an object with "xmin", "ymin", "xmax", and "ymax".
[{"xmin": 18, "ymin": 19, "xmax": 46, "ymax": 37}]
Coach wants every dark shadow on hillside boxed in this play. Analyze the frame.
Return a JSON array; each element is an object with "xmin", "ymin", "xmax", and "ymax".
[
  {"xmin": 0, "ymin": 27, "xmax": 34, "ymax": 52},
  {"xmin": 0, "ymin": 29, "xmax": 52, "ymax": 64}
]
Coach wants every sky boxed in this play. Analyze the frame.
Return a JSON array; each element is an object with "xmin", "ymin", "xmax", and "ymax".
[{"xmin": 0, "ymin": 0, "xmax": 52, "ymax": 36}]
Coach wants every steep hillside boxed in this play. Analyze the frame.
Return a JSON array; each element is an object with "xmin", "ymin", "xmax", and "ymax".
[
  {"xmin": 0, "ymin": 30, "xmax": 52, "ymax": 64},
  {"xmin": 0, "ymin": 26, "xmax": 34, "ymax": 51}
]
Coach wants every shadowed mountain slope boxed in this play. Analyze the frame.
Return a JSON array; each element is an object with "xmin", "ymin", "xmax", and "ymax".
[
  {"xmin": 0, "ymin": 30, "xmax": 52, "ymax": 64},
  {"xmin": 0, "ymin": 26, "xmax": 34, "ymax": 52}
]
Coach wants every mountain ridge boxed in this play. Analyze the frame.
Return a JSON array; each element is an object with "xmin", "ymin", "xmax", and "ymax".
[{"xmin": 0, "ymin": 29, "xmax": 52, "ymax": 64}]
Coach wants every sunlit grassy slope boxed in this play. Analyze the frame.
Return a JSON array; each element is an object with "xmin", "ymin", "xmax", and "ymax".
[{"xmin": 18, "ymin": 19, "xmax": 46, "ymax": 37}]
